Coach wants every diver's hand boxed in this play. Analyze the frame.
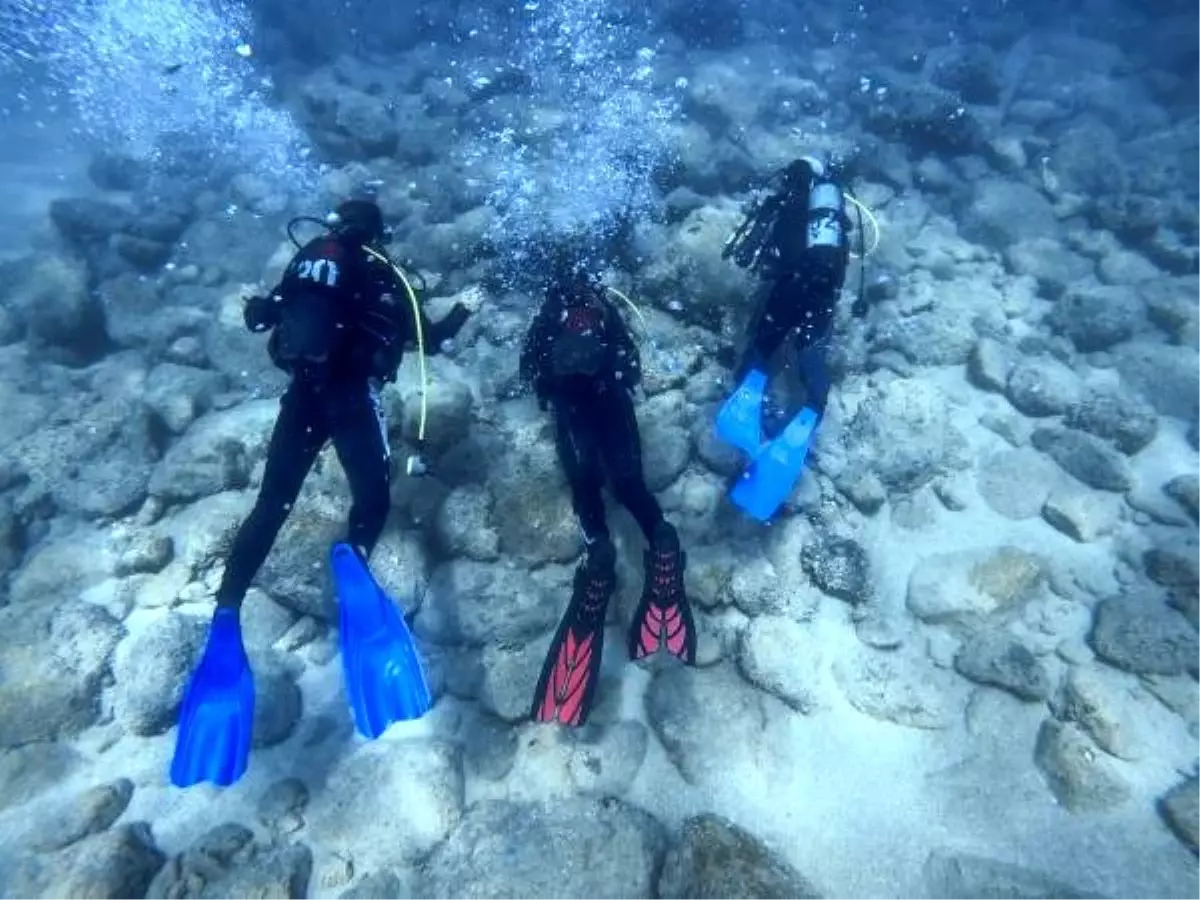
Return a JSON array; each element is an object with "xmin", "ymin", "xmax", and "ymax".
[
  {"xmin": 533, "ymin": 376, "xmax": 551, "ymax": 411},
  {"xmin": 243, "ymin": 294, "xmax": 279, "ymax": 332},
  {"xmin": 850, "ymin": 297, "xmax": 869, "ymax": 319},
  {"xmin": 426, "ymin": 302, "xmax": 471, "ymax": 352},
  {"xmin": 439, "ymin": 302, "xmax": 471, "ymax": 337}
]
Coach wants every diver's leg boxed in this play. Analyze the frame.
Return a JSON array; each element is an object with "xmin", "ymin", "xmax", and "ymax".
[
  {"xmin": 329, "ymin": 379, "xmax": 392, "ymax": 560},
  {"xmin": 600, "ymin": 389, "xmax": 665, "ymax": 543},
  {"xmin": 553, "ymin": 396, "xmax": 609, "ymax": 544},
  {"xmin": 216, "ymin": 385, "xmax": 328, "ymax": 611},
  {"xmin": 735, "ymin": 275, "xmax": 800, "ymax": 381},
  {"xmin": 791, "ymin": 270, "xmax": 841, "ymax": 416}
]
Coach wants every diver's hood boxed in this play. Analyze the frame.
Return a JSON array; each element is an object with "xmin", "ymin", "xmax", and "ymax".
[{"xmin": 328, "ymin": 199, "xmax": 386, "ymax": 243}]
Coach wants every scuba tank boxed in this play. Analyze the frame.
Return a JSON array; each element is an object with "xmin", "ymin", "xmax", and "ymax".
[
  {"xmin": 806, "ymin": 178, "xmax": 846, "ymax": 250},
  {"xmin": 799, "ymin": 155, "xmax": 847, "ymax": 252}
]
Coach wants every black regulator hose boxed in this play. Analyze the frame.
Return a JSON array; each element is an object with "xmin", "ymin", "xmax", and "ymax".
[{"xmin": 286, "ymin": 215, "xmax": 333, "ymax": 249}]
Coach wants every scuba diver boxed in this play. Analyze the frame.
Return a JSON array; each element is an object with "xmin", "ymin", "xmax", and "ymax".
[
  {"xmin": 171, "ymin": 196, "xmax": 470, "ymax": 788},
  {"xmin": 519, "ymin": 252, "xmax": 696, "ymax": 727},
  {"xmin": 715, "ymin": 153, "xmax": 870, "ymax": 522}
]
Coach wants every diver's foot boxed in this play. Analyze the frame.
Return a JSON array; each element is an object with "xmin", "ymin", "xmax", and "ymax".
[
  {"xmin": 575, "ymin": 539, "xmax": 617, "ymax": 628},
  {"xmin": 628, "ymin": 522, "xmax": 697, "ymax": 665},
  {"xmin": 531, "ymin": 539, "xmax": 616, "ymax": 727},
  {"xmin": 761, "ymin": 394, "xmax": 790, "ymax": 442}
]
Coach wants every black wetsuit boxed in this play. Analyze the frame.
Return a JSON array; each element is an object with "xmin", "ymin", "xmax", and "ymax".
[
  {"xmin": 216, "ymin": 233, "xmax": 467, "ymax": 611},
  {"xmin": 519, "ymin": 278, "xmax": 664, "ymax": 545},
  {"xmin": 735, "ymin": 179, "xmax": 851, "ymax": 415}
]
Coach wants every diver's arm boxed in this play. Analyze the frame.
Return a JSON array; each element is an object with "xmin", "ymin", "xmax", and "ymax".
[
  {"xmin": 519, "ymin": 309, "xmax": 552, "ymax": 406},
  {"xmin": 607, "ymin": 306, "xmax": 642, "ymax": 393},
  {"xmin": 362, "ymin": 256, "xmax": 470, "ymax": 356},
  {"xmin": 243, "ymin": 292, "xmax": 281, "ymax": 333}
]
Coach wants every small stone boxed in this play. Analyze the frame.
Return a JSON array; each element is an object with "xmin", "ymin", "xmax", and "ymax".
[
  {"xmin": 1159, "ymin": 777, "xmax": 1199, "ymax": 854},
  {"xmin": 0, "ymin": 742, "xmax": 82, "ymax": 812},
  {"xmin": 1031, "ymin": 427, "xmax": 1133, "ymax": 493},
  {"xmin": 1033, "ymin": 719, "xmax": 1131, "ymax": 812},
  {"xmin": 567, "ymin": 721, "xmax": 649, "ymax": 796},
  {"xmin": 1052, "ymin": 284, "xmax": 1142, "ymax": 352},
  {"xmin": 479, "ymin": 642, "xmax": 544, "ymax": 723},
  {"xmin": 836, "ymin": 469, "xmax": 887, "ymax": 515},
  {"xmin": 854, "ymin": 607, "xmax": 904, "ymax": 650},
  {"xmin": 979, "ymin": 411, "xmax": 1032, "ymax": 447},
  {"xmin": 420, "ymin": 798, "xmax": 663, "ymax": 899},
  {"xmin": 659, "ymin": 813, "xmax": 822, "ymax": 899},
  {"xmin": 976, "ymin": 448, "xmax": 1062, "ymax": 520},
  {"xmin": 1056, "ymin": 639, "xmax": 1094, "ymax": 666},
  {"xmin": 890, "ymin": 490, "xmax": 939, "ymax": 530},
  {"xmin": 932, "ymin": 475, "xmax": 970, "ymax": 511},
  {"xmin": 1042, "ymin": 485, "xmax": 1120, "ymax": 542},
  {"xmin": 926, "ymin": 631, "xmax": 960, "ymax": 669},
  {"xmin": 461, "ymin": 710, "xmax": 517, "ymax": 782},
  {"xmin": 1163, "ymin": 475, "xmax": 1199, "ymax": 522},
  {"xmin": 1089, "ymin": 592, "xmax": 1198, "ymax": 676},
  {"xmin": 924, "ymin": 849, "xmax": 1091, "ymax": 899},
  {"xmin": 1055, "ymin": 666, "xmax": 1144, "ymax": 761},
  {"xmin": 737, "ymin": 616, "xmax": 825, "ymax": 714},
  {"xmin": 165, "ymin": 336, "xmax": 207, "ymax": 367},
  {"xmin": 953, "ymin": 630, "xmax": 1052, "ymax": 701},
  {"xmin": 907, "ymin": 546, "xmax": 1046, "ymax": 630},
  {"xmin": 340, "ymin": 872, "xmax": 407, "ymax": 900},
  {"xmin": 1005, "ymin": 237, "xmax": 1095, "ymax": 300},
  {"xmin": 968, "ymin": 338, "xmax": 1014, "ymax": 393},
  {"xmin": 1065, "ymin": 387, "xmax": 1159, "ymax": 455},
  {"xmin": 1005, "ymin": 357, "xmax": 1083, "ymax": 417},
  {"xmin": 258, "ymin": 778, "xmax": 311, "ymax": 834},
  {"xmin": 833, "ymin": 647, "xmax": 968, "ymax": 730},
  {"xmin": 1144, "ymin": 540, "xmax": 1200, "ymax": 592},
  {"xmin": 800, "ymin": 536, "xmax": 872, "ymax": 605},
  {"xmin": 1125, "ymin": 484, "xmax": 1193, "ymax": 526},
  {"xmin": 728, "ymin": 557, "xmax": 789, "ymax": 617},
  {"xmin": 435, "ymin": 486, "xmax": 500, "ymax": 562},
  {"xmin": 113, "ymin": 234, "xmax": 172, "ymax": 271},
  {"xmin": 1098, "ymin": 249, "xmax": 1160, "ymax": 285},
  {"xmin": 114, "ymin": 533, "xmax": 175, "ymax": 576},
  {"xmin": 1142, "ymin": 676, "xmax": 1200, "ymax": 735},
  {"xmin": 21, "ymin": 778, "xmax": 135, "ymax": 852}
]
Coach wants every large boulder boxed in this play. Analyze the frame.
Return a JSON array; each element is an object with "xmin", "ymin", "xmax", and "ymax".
[
  {"xmin": 421, "ymin": 798, "xmax": 664, "ymax": 899},
  {"xmin": 1050, "ymin": 283, "xmax": 1144, "ymax": 351},
  {"xmin": 842, "ymin": 379, "xmax": 969, "ymax": 494},
  {"xmin": 960, "ymin": 180, "xmax": 1060, "ymax": 249},
  {"xmin": 8, "ymin": 254, "xmax": 107, "ymax": 363},
  {"xmin": 9, "ymin": 395, "xmax": 159, "ymax": 520}
]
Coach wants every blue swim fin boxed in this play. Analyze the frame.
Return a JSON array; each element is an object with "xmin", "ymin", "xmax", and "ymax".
[
  {"xmin": 730, "ymin": 406, "xmax": 820, "ymax": 522},
  {"xmin": 331, "ymin": 542, "xmax": 433, "ymax": 739},
  {"xmin": 170, "ymin": 607, "xmax": 255, "ymax": 788},
  {"xmin": 715, "ymin": 369, "xmax": 768, "ymax": 456}
]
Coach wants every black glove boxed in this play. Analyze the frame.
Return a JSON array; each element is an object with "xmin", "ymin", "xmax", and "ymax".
[
  {"xmin": 850, "ymin": 298, "xmax": 870, "ymax": 319},
  {"xmin": 432, "ymin": 302, "xmax": 471, "ymax": 345},
  {"xmin": 370, "ymin": 346, "xmax": 401, "ymax": 383},
  {"xmin": 244, "ymin": 294, "xmax": 279, "ymax": 333}
]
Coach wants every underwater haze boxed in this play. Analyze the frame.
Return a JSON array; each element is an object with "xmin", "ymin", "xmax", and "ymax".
[{"xmin": 0, "ymin": 0, "xmax": 1198, "ymax": 897}]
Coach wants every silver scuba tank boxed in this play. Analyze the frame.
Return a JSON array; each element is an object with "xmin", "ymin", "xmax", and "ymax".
[{"xmin": 806, "ymin": 178, "xmax": 845, "ymax": 250}]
